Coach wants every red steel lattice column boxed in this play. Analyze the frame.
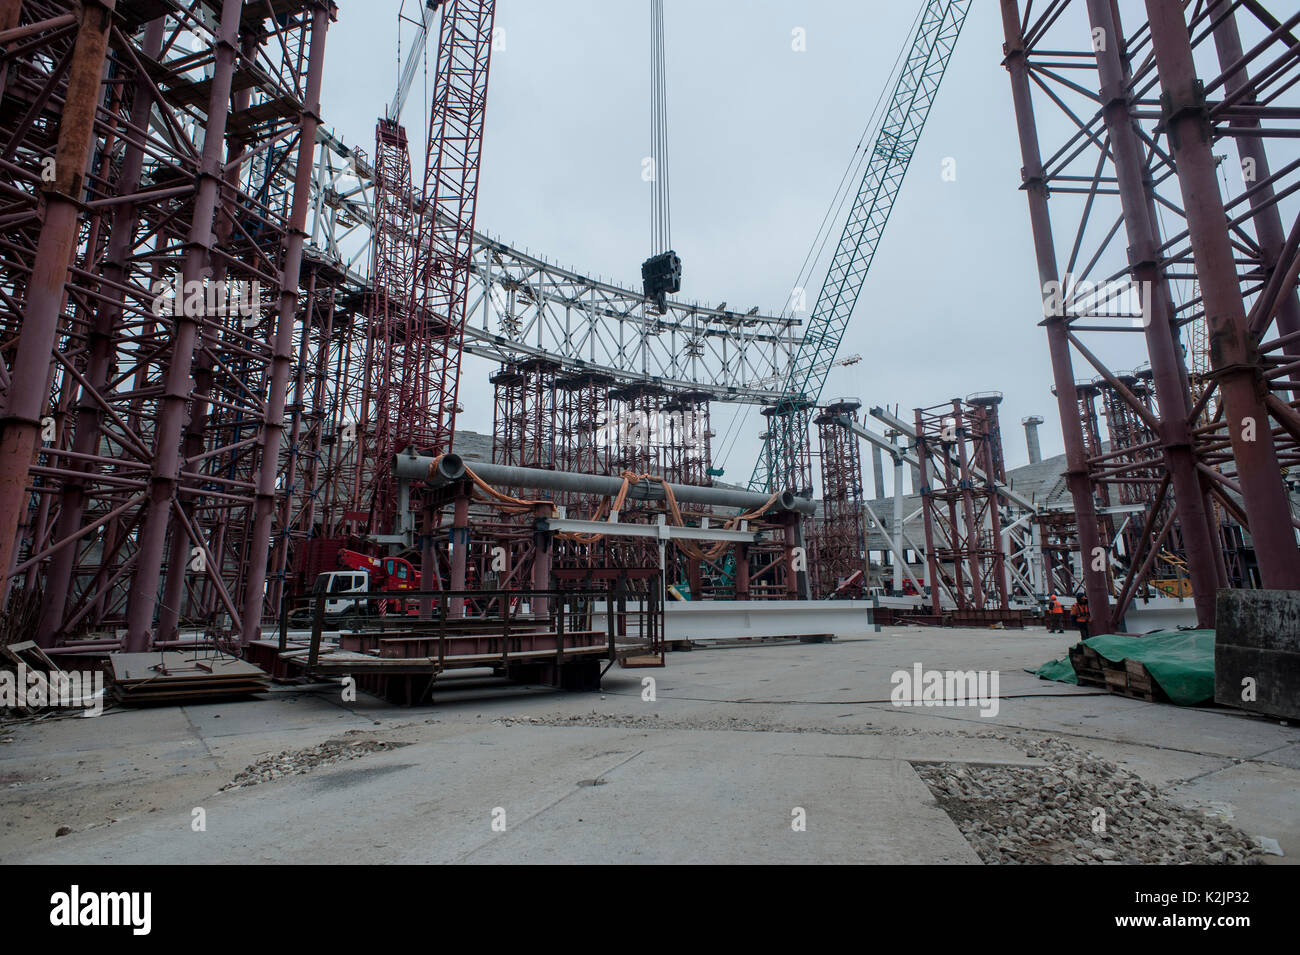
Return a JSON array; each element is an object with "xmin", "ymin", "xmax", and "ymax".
[
  {"xmin": 1084, "ymin": 0, "xmax": 1228, "ymax": 626},
  {"xmin": 0, "ymin": 0, "xmax": 115, "ymax": 601},
  {"xmin": 815, "ymin": 399, "xmax": 866, "ymax": 598},
  {"xmin": 358, "ymin": 119, "xmax": 417, "ymax": 534},
  {"xmin": 122, "ymin": 0, "xmax": 244, "ymax": 649},
  {"xmin": 35, "ymin": 13, "xmax": 161, "ymax": 644},
  {"xmin": 240, "ymin": 1, "xmax": 333, "ymax": 641},
  {"xmin": 1144, "ymin": 0, "xmax": 1300, "ymax": 590},
  {"xmin": 404, "ymin": 0, "xmax": 497, "ymax": 461},
  {"xmin": 999, "ymin": 0, "xmax": 1115, "ymax": 632}
]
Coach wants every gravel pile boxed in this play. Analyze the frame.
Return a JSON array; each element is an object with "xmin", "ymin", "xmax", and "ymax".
[
  {"xmin": 494, "ymin": 711, "xmax": 995, "ymax": 736},
  {"xmin": 221, "ymin": 731, "xmax": 403, "ymax": 791},
  {"xmin": 916, "ymin": 737, "xmax": 1263, "ymax": 865}
]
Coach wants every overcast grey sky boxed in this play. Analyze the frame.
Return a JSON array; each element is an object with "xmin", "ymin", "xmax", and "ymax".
[{"xmin": 316, "ymin": 1, "xmax": 1217, "ymax": 486}]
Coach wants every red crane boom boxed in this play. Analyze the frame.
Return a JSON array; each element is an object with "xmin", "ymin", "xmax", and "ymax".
[{"xmin": 361, "ymin": 0, "xmax": 497, "ymax": 534}]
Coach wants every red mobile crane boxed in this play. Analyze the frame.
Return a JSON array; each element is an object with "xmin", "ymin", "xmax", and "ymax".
[{"xmin": 349, "ymin": 0, "xmax": 496, "ymax": 540}]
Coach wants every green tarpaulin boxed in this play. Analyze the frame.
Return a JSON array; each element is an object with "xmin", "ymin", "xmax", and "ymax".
[
  {"xmin": 1033, "ymin": 629, "xmax": 1216, "ymax": 705},
  {"xmin": 1033, "ymin": 655, "xmax": 1077, "ymax": 685}
]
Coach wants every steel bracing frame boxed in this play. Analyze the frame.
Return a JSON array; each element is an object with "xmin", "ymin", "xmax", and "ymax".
[
  {"xmin": 0, "ymin": 0, "xmax": 335, "ymax": 648},
  {"xmin": 661, "ymin": 390, "xmax": 713, "ymax": 490},
  {"xmin": 1001, "ymin": 0, "xmax": 1300, "ymax": 630},
  {"xmin": 0, "ymin": 2, "xmax": 830, "ymax": 651},
  {"xmin": 490, "ymin": 358, "xmax": 557, "ymax": 471},
  {"xmin": 915, "ymin": 398, "xmax": 1011, "ymax": 613},
  {"xmin": 815, "ymin": 399, "xmax": 867, "ymax": 597},
  {"xmin": 300, "ymin": 129, "xmax": 802, "ymax": 406}
]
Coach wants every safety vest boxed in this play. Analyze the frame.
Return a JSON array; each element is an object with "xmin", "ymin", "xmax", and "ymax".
[
  {"xmin": 1050, "ymin": 599, "xmax": 1063, "ymax": 614},
  {"xmin": 1074, "ymin": 603, "xmax": 1090, "ymax": 623}
]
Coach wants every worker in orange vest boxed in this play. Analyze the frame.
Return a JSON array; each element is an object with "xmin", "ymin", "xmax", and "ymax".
[
  {"xmin": 1072, "ymin": 592, "xmax": 1091, "ymax": 639},
  {"xmin": 1048, "ymin": 594, "xmax": 1065, "ymax": 633}
]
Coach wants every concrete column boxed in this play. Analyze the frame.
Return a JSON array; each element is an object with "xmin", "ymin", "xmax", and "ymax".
[
  {"xmin": 1029, "ymin": 520, "xmax": 1044, "ymax": 594},
  {"xmin": 892, "ymin": 450, "xmax": 905, "ymax": 594},
  {"xmin": 914, "ymin": 411, "xmax": 943, "ymax": 616},
  {"xmin": 871, "ymin": 444, "xmax": 886, "ymax": 499}
]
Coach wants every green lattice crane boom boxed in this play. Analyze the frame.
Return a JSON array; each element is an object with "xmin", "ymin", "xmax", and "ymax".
[{"xmin": 751, "ymin": 0, "xmax": 972, "ymax": 492}]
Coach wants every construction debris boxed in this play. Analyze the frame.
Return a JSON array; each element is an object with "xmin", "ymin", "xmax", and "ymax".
[
  {"xmin": 220, "ymin": 732, "xmax": 408, "ymax": 791},
  {"xmin": 1, "ymin": 641, "xmax": 104, "ymax": 716},
  {"xmin": 916, "ymin": 737, "xmax": 1264, "ymax": 865}
]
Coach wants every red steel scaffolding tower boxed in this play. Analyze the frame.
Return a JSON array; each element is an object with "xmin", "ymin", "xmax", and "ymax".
[
  {"xmin": 1000, "ymin": 0, "xmax": 1300, "ymax": 630},
  {"xmin": 0, "ymin": 0, "xmax": 335, "ymax": 648},
  {"xmin": 357, "ymin": 119, "xmax": 418, "ymax": 534},
  {"xmin": 815, "ymin": 399, "xmax": 867, "ymax": 597},
  {"xmin": 914, "ymin": 396, "xmax": 1010, "ymax": 613},
  {"xmin": 362, "ymin": 0, "xmax": 496, "ymax": 532}
]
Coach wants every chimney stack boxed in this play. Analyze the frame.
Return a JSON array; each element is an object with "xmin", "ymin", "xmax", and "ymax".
[{"xmin": 1022, "ymin": 415, "xmax": 1044, "ymax": 465}]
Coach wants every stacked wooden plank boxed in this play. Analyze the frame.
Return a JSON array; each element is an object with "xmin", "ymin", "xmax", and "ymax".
[{"xmin": 108, "ymin": 652, "xmax": 269, "ymax": 705}]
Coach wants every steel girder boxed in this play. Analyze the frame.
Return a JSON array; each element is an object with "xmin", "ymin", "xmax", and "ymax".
[{"xmin": 302, "ymin": 129, "xmax": 801, "ymax": 405}]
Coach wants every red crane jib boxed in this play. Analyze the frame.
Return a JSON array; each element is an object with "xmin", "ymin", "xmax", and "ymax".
[{"xmin": 337, "ymin": 549, "xmax": 420, "ymax": 592}]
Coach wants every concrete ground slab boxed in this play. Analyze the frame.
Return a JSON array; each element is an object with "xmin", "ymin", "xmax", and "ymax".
[
  {"xmin": 1, "ymin": 624, "xmax": 1295, "ymax": 864},
  {"xmin": 7, "ymin": 725, "xmax": 984, "ymax": 865}
]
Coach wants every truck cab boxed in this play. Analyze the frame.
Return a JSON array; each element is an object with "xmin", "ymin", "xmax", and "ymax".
[{"xmin": 311, "ymin": 569, "xmax": 371, "ymax": 616}]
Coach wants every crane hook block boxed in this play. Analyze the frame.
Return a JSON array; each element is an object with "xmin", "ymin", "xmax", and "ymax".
[{"xmin": 641, "ymin": 250, "xmax": 682, "ymax": 313}]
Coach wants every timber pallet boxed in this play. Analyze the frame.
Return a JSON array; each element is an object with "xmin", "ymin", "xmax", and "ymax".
[
  {"xmin": 1068, "ymin": 644, "xmax": 1107, "ymax": 688},
  {"xmin": 1069, "ymin": 644, "xmax": 1166, "ymax": 702},
  {"xmin": 1102, "ymin": 657, "xmax": 1166, "ymax": 702}
]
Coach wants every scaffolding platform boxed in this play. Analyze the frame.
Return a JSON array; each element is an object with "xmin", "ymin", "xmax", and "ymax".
[{"xmin": 248, "ymin": 586, "xmax": 664, "ymax": 703}]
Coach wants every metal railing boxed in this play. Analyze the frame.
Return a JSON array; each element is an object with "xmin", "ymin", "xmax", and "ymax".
[{"xmin": 281, "ymin": 580, "xmax": 663, "ymax": 671}]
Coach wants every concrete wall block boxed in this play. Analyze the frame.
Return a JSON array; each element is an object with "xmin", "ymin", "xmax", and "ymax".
[
  {"xmin": 1215, "ymin": 589, "xmax": 1300, "ymax": 652},
  {"xmin": 1215, "ymin": 589, "xmax": 1300, "ymax": 720}
]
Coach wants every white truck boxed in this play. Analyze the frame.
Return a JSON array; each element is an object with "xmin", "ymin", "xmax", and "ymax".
[{"xmin": 303, "ymin": 569, "xmax": 372, "ymax": 618}]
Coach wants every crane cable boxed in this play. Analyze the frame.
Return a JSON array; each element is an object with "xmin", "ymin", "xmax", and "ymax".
[{"xmin": 650, "ymin": 0, "xmax": 671, "ymax": 255}]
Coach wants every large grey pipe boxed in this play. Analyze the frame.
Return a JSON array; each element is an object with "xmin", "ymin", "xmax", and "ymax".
[{"xmin": 392, "ymin": 452, "xmax": 815, "ymax": 515}]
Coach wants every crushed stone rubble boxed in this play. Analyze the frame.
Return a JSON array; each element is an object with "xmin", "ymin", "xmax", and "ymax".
[
  {"xmin": 220, "ymin": 730, "xmax": 403, "ymax": 791},
  {"xmin": 493, "ymin": 711, "xmax": 1003, "ymax": 736},
  {"xmin": 915, "ymin": 737, "xmax": 1264, "ymax": 865}
]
